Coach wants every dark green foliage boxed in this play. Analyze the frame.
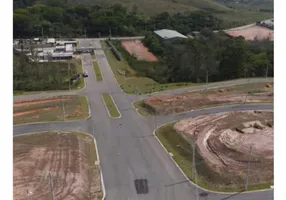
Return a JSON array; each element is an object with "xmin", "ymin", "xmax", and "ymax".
[
  {"xmin": 13, "ymin": 3, "xmax": 224, "ymax": 38},
  {"xmin": 143, "ymin": 30, "xmax": 273, "ymax": 83},
  {"xmin": 13, "ymin": 55, "xmax": 81, "ymax": 91}
]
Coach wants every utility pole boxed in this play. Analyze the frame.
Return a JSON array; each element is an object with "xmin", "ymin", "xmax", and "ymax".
[
  {"xmin": 109, "ymin": 27, "xmax": 111, "ymax": 38},
  {"xmin": 265, "ymin": 63, "xmax": 269, "ymax": 78},
  {"xmin": 192, "ymin": 139, "xmax": 196, "ymax": 180},
  {"xmin": 41, "ymin": 27, "xmax": 44, "ymax": 40},
  {"xmin": 172, "ymin": 78, "xmax": 175, "ymax": 116},
  {"xmin": 245, "ymin": 145, "xmax": 253, "ymax": 191},
  {"xmin": 62, "ymin": 96, "xmax": 65, "ymax": 121},
  {"xmin": 68, "ymin": 62, "xmax": 71, "ymax": 92},
  {"xmin": 84, "ymin": 28, "xmax": 87, "ymax": 39},
  {"xmin": 49, "ymin": 173, "xmax": 55, "ymax": 200}
]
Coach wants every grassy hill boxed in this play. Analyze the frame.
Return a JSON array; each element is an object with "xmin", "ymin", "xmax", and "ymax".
[
  {"xmin": 89, "ymin": 0, "xmax": 272, "ymax": 24},
  {"xmin": 90, "ymin": 0, "xmax": 232, "ymax": 15}
]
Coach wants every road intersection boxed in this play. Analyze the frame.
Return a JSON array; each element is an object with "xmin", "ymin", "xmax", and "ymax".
[{"xmin": 13, "ymin": 39, "xmax": 274, "ymax": 200}]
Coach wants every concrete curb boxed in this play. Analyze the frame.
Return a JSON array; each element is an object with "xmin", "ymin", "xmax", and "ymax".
[
  {"xmin": 153, "ymin": 121, "xmax": 274, "ymax": 195},
  {"xmin": 92, "ymin": 58, "xmax": 104, "ymax": 82},
  {"xmin": 101, "ymin": 94, "xmax": 122, "ymax": 119},
  {"xmin": 135, "ymin": 78, "xmax": 274, "ymax": 100},
  {"xmin": 13, "ymin": 95, "xmax": 91, "ymax": 126},
  {"xmin": 131, "ymin": 97, "xmax": 273, "ymax": 118},
  {"xmin": 13, "ymin": 130, "xmax": 106, "ymax": 200}
]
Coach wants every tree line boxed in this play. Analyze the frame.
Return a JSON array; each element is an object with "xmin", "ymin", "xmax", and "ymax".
[
  {"xmin": 13, "ymin": 54, "xmax": 81, "ymax": 91},
  {"xmin": 140, "ymin": 30, "xmax": 273, "ymax": 83},
  {"xmin": 14, "ymin": 1, "xmax": 225, "ymax": 38}
]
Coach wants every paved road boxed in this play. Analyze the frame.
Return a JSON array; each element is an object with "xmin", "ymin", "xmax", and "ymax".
[{"xmin": 13, "ymin": 38, "xmax": 274, "ymax": 200}]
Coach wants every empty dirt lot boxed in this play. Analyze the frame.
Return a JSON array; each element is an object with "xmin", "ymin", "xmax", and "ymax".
[
  {"xmin": 121, "ymin": 40, "xmax": 158, "ymax": 62},
  {"xmin": 143, "ymin": 82, "xmax": 273, "ymax": 115},
  {"xmin": 174, "ymin": 110, "xmax": 273, "ymax": 188},
  {"xmin": 225, "ymin": 25, "xmax": 273, "ymax": 41},
  {"xmin": 13, "ymin": 131, "xmax": 102, "ymax": 200},
  {"xmin": 13, "ymin": 95, "xmax": 89, "ymax": 124}
]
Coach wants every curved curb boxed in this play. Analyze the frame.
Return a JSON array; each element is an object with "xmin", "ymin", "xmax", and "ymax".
[
  {"xmin": 131, "ymin": 98, "xmax": 273, "ymax": 118},
  {"xmin": 13, "ymin": 130, "xmax": 106, "ymax": 200},
  {"xmin": 153, "ymin": 113, "xmax": 274, "ymax": 195},
  {"xmin": 13, "ymin": 95, "xmax": 91, "ymax": 126},
  {"xmin": 101, "ymin": 94, "xmax": 122, "ymax": 119}
]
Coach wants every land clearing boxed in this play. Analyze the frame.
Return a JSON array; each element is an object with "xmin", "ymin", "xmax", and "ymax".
[
  {"xmin": 225, "ymin": 25, "xmax": 273, "ymax": 41},
  {"xmin": 156, "ymin": 110, "xmax": 273, "ymax": 191},
  {"xmin": 121, "ymin": 40, "xmax": 158, "ymax": 62},
  {"xmin": 13, "ymin": 131, "xmax": 102, "ymax": 200},
  {"xmin": 142, "ymin": 82, "xmax": 273, "ymax": 115},
  {"xmin": 13, "ymin": 95, "xmax": 89, "ymax": 124}
]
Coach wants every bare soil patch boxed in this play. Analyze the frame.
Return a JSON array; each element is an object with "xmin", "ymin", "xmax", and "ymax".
[
  {"xmin": 14, "ymin": 98, "xmax": 70, "ymax": 107},
  {"xmin": 13, "ymin": 132, "xmax": 102, "ymax": 200},
  {"xmin": 144, "ymin": 82, "xmax": 273, "ymax": 115},
  {"xmin": 225, "ymin": 25, "xmax": 273, "ymax": 41},
  {"xmin": 174, "ymin": 110, "xmax": 273, "ymax": 187},
  {"xmin": 13, "ymin": 95, "xmax": 89, "ymax": 124},
  {"xmin": 121, "ymin": 40, "xmax": 158, "ymax": 62}
]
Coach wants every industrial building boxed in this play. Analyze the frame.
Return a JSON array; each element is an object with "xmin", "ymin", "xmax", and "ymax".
[
  {"xmin": 154, "ymin": 29, "xmax": 188, "ymax": 43},
  {"xmin": 37, "ymin": 52, "xmax": 73, "ymax": 61}
]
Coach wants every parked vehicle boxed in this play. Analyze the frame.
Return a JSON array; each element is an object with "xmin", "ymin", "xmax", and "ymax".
[{"xmin": 83, "ymin": 71, "xmax": 88, "ymax": 77}]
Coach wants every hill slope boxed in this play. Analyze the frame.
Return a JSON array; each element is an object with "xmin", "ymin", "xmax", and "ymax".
[{"xmin": 89, "ymin": 0, "xmax": 233, "ymax": 15}]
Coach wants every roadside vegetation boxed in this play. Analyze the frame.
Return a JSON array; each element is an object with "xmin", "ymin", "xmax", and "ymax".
[
  {"xmin": 141, "ymin": 31, "xmax": 273, "ymax": 84},
  {"xmin": 13, "ymin": 55, "xmax": 84, "ymax": 94},
  {"xmin": 101, "ymin": 93, "xmax": 121, "ymax": 118},
  {"xmin": 13, "ymin": 95, "xmax": 89, "ymax": 125},
  {"xmin": 101, "ymin": 41, "xmax": 202, "ymax": 94},
  {"xmin": 13, "ymin": 131, "xmax": 102, "ymax": 200},
  {"xmin": 155, "ymin": 122, "xmax": 272, "ymax": 192},
  {"xmin": 93, "ymin": 62, "xmax": 103, "ymax": 81}
]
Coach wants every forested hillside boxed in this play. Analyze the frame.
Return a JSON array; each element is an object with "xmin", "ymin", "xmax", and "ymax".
[{"xmin": 13, "ymin": 3, "xmax": 223, "ymax": 38}]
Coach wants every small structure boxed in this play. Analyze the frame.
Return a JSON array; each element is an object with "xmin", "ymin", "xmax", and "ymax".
[
  {"xmin": 154, "ymin": 29, "xmax": 187, "ymax": 43},
  {"xmin": 37, "ymin": 52, "xmax": 73, "ymax": 61},
  {"xmin": 56, "ymin": 41, "xmax": 77, "ymax": 47},
  {"xmin": 65, "ymin": 44, "xmax": 73, "ymax": 52},
  {"xmin": 55, "ymin": 45, "xmax": 65, "ymax": 52},
  {"xmin": 47, "ymin": 38, "xmax": 56, "ymax": 44}
]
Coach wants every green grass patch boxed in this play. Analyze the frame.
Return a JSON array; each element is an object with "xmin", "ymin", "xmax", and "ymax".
[
  {"xmin": 93, "ymin": 62, "xmax": 103, "ymax": 81},
  {"xmin": 132, "ymin": 99, "xmax": 152, "ymax": 116},
  {"xmin": 101, "ymin": 40, "xmax": 202, "ymax": 94},
  {"xmin": 13, "ymin": 95, "xmax": 89, "ymax": 125},
  {"xmin": 155, "ymin": 123, "xmax": 272, "ymax": 192},
  {"xmin": 101, "ymin": 93, "xmax": 121, "ymax": 118}
]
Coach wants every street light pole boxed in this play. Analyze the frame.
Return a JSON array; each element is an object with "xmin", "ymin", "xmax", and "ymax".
[
  {"xmin": 62, "ymin": 96, "xmax": 65, "ymax": 121},
  {"xmin": 245, "ymin": 145, "xmax": 253, "ymax": 191},
  {"xmin": 49, "ymin": 173, "xmax": 55, "ymax": 200}
]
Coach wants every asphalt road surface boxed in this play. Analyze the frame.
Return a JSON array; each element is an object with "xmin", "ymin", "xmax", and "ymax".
[{"xmin": 13, "ymin": 39, "xmax": 274, "ymax": 200}]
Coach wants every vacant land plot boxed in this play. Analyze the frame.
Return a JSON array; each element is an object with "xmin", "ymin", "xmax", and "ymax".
[
  {"xmin": 156, "ymin": 110, "xmax": 273, "ymax": 192},
  {"xmin": 13, "ymin": 95, "xmax": 89, "ymax": 124},
  {"xmin": 141, "ymin": 82, "xmax": 273, "ymax": 115},
  {"xmin": 13, "ymin": 58, "xmax": 84, "ymax": 94},
  {"xmin": 225, "ymin": 25, "xmax": 273, "ymax": 41},
  {"xmin": 101, "ymin": 41, "xmax": 201, "ymax": 94},
  {"xmin": 13, "ymin": 131, "xmax": 102, "ymax": 200},
  {"xmin": 121, "ymin": 40, "xmax": 158, "ymax": 62},
  {"xmin": 101, "ymin": 93, "xmax": 121, "ymax": 118},
  {"xmin": 93, "ymin": 62, "xmax": 103, "ymax": 81}
]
